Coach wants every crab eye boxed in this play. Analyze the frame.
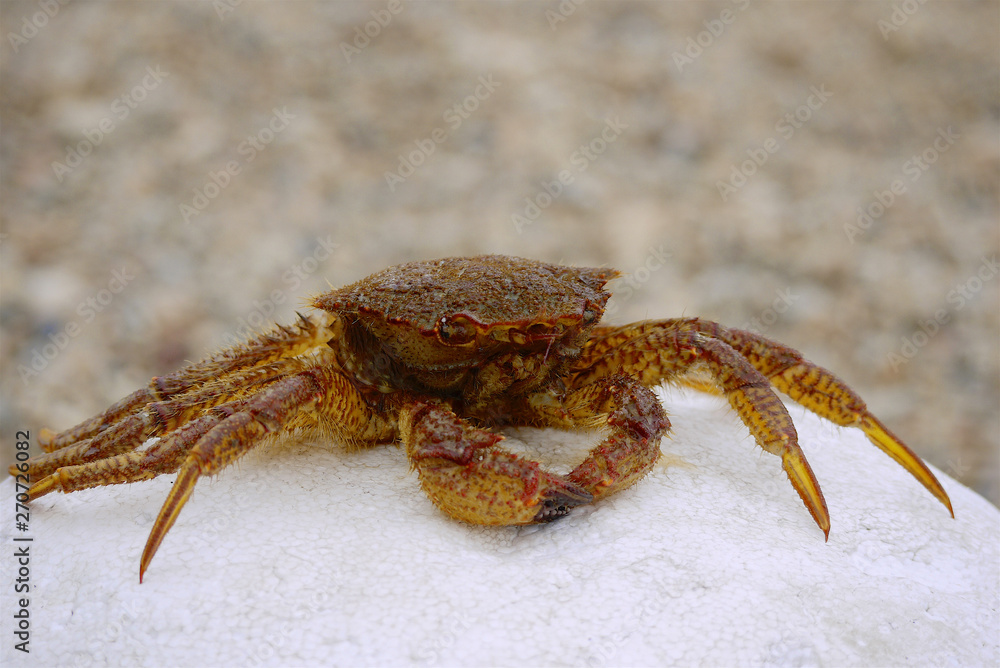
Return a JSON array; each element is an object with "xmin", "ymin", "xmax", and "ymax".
[{"xmin": 437, "ymin": 316, "xmax": 476, "ymax": 345}]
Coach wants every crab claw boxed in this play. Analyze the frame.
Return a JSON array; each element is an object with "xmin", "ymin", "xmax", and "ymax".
[
  {"xmin": 858, "ymin": 412, "xmax": 954, "ymax": 517},
  {"xmin": 401, "ymin": 402, "xmax": 595, "ymax": 526},
  {"xmin": 533, "ymin": 481, "xmax": 594, "ymax": 523}
]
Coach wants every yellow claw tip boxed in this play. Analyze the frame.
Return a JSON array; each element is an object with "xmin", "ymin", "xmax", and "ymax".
[
  {"xmin": 859, "ymin": 412, "xmax": 955, "ymax": 517},
  {"xmin": 781, "ymin": 450, "xmax": 830, "ymax": 539},
  {"xmin": 27, "ymin": 474, "xmax": 60, "ymax": 501}
]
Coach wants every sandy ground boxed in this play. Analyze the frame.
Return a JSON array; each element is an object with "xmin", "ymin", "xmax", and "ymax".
[{"xmin": 1, "ymin": 2, "xmax": 997, "ymax": 506}]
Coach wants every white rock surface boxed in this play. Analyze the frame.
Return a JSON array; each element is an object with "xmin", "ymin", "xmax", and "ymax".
[{"xmin": 2, "ymin": 388, "xmax": 997, "ymax": 667}]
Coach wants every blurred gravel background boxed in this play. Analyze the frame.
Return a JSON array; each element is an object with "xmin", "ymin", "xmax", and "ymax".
[{"xmin": 1, "ymin": 2, "xmax": 997, "ymax": 506}]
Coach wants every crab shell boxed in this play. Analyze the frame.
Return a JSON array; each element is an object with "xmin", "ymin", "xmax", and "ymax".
[{"xmin": 312, "ymin": 255, "xmax": 620, "ymax": 388}]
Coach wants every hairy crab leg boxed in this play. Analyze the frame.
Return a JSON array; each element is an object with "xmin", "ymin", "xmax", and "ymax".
[
  {"xmin": 24, "ymin": 414, "xmax": 220, "ymax": 501},
  {"xmin": 141, "ymin": 367, "xmax": 394, "ymax": 582},
  {"xmin": 769, "ymin": 361, "xmax": 953, "ymax": 517},
  {"xmin": 38, "ymin": 313, "xmax": 333, "ymax": 453},
  {"xmin": 37, "ymin": 387, "xmax": 153, "ymax": 453},
  {"xmin": 573, "ymin": 325, "xmax": 831, "ymax": 537},
  {"xmin": 13, "ymin": 354, "xmax": 333, "ymax": 485},
  {"xmin": 139, "ymin": 369, "xmax": 333, "ymax": 582},
  {"xmin": 687, "ymin": 319, "xmax": 952, "ymax": 515},
  {"xmin": 141, "ymin": 413, "xmax": 261, "ymax": 583},
  {"xmin": 579, "ymin": 318, "xmax": 953, "ymax": 519},
  {"xmin": 685, "ymin": 321, "xmax": 952, "ymax": 513},
  {"xmin": 22, "ymin": 411, "xmax": 161, "ymax": 486}
]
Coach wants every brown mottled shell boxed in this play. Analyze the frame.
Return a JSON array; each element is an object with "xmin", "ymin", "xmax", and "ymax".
[{"xmin": 313, "ymin": 255, "xmax": 619, "ymax": 333}]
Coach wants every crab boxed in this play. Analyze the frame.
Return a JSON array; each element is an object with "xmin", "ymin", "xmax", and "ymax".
[{"xmin": 11, "ymin": 255, "xmax": 953, "ymax": 581}]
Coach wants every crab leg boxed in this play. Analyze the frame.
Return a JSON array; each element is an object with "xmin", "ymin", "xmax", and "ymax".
[
  {"xmin": 709, "ymin": 324, "xmax": 953, "ymax": 516},
  {"xmin": 138, "ymin": 375, "xmax": 320, "ymax": 582},
  {"xmin": 37, "ymin": 313, "xmax": 333, "ymax": 452},
  {"xmin": 576, "ymin": 318, "xmax": 953, "ymax": 519},
  {"xmin": 24, "ymin": 414, "xmax": 220, "ymax": 501},
  {"xmin": 21, "ymin": 411, "xmax": 160, "ymax": 483},
  {"xmin": 140, "ymin": 367, "xmax": 393, "ymax": 582},
  {"xmin": 573, "ymin": 323, "xmax": 831, "ymax": 536},
  {"xmin": 13, "ymin": 354, "xmax": 332, "ymax": 485}
]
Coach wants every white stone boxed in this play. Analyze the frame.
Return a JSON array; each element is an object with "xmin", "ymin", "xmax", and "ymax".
[{"xmin": 2, "ymin": 388, "xmax": 997, "ymax": 666}]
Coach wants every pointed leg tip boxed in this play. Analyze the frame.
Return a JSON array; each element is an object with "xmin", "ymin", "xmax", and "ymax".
[
  {"xmin": 815, "ymin": 512, "xmax": 830, "ymax": 541},
  {"xmin": 781, "ymin": 451, "xmax": 830, "ymax": 543},
  {"xmin": 27, "ymin": 474, "xmax": 59, "ymax": 501},
  {"xmin": 932, "ymin": 487, "xmax": 955, "ymax": 518},
  {"xmin": 136, "ymin": 462, "xmax": 202, "ymax": 585},
  {"xmin": 935, "ymin": 482, "xmax": 955, "ymax": 518},
  {"xmin": 139, "ymin": 549, "xmax": 154, "ymax": 584},
  {"xmin": 139, "ymin": 545, "xmax": 150, "ymax": 583},
  {"xmin": 859, "ymin": 412, "xmax": 957, "ymax": 519}
]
